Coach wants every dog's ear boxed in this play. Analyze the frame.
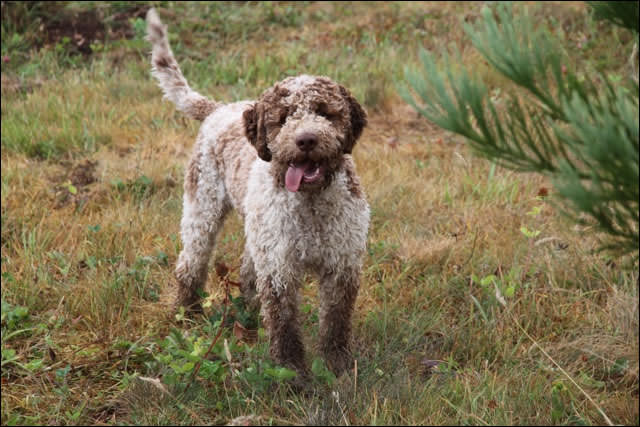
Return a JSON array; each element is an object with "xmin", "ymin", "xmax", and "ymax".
[
  {"xmin": 243, "ymin": 103, "xmax": 272, "ymax": 162},
  {"xmin": 339, "ymin": 85, "xmax": 367, "ymax": 154}
]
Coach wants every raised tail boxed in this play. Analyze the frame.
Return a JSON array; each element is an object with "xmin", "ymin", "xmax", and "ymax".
[{"xmin": 146, "ymin": 8, "xmax": 219, "ymax": 121}]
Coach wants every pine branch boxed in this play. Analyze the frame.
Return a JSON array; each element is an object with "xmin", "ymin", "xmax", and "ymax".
[{"xmin": 400, "ymin": 2, "xmax": 639, "ymax": 256}]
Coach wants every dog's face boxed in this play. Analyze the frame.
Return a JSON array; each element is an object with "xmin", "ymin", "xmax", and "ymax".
[{"xmin": 243, "ymin": 75, "xmax": 366, "ymax": 193}]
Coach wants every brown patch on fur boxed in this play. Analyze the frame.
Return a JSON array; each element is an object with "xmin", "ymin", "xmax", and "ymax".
[
  {"xmin": 277, "ymin": 87, "xmax": 291, "ymax": 97},
  {"xmin": 339, "ymin": 85, "xmax": 367, "ymax": 154},
  {"xmin": 186, "ymin": 98, "xmax": 215, "ymax": 121},
  {"xmin": 184, "ymin": 151, "xmax": 201, "ymax": 200},
  {"xmin": 210, "ymin": 119, "xmax": 257, "ymax": 214},
  {"xmin": 243, "ymin": 84, "xmax": 295, "ymax": 162},
  {"xmin": 146, "ymin": 11, "xmax": 166, "ymax": 43},
  {"xmin": 255, "ymin": 101, "xmax": 272, "ymax": 162},
  {"xmin": 154, "ymin": 54, "xmax": 172, "ymax": 70},
  {"xmin": 344, "ymin": 157, "xmax": 363, "ymax": 198},
  {"xmin": 242, "ymin": 106, "xmax": 258, "ymax": 152}
]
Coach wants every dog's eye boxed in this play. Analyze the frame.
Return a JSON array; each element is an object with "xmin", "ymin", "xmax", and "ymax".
[
  {"xmin": 278, "ymin": 112, "xmax": 287, "ymax": 126},
  {"xmin": 316, "ymin": 103, "xmax": 339, "ymax": 121},
  {"xmin": 276, "ymin": 108, "xmax": 289, "ymax": 126}
]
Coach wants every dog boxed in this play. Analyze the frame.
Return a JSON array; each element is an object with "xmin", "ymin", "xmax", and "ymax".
[{"xmin": 146, "ymin": 8, "xmax": 369, "ymax": 377}]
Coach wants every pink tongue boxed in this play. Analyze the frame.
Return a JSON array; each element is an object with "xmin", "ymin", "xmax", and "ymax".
[{"xmin": 285, "ymin": 165, "xmax": 305, "ymax": 192}]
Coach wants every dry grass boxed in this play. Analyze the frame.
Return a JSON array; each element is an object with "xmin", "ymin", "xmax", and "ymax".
[{"xmin": 2, "ymin": 1, "xmax": 638, "ymax": 425}]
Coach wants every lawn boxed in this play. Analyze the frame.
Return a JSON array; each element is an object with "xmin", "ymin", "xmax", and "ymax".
[{"xmin": 1, "ymin": 2, "xmax": 638, "ymax": 425}]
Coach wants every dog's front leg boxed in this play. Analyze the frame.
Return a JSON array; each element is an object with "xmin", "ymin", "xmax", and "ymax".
[
  {"xmin": 258, "ymin": 275, "xmax": 308, "ymax": 378},
  {"xmin": 317, "ymin": 267, "xmax": 360, "ymax": 376}
]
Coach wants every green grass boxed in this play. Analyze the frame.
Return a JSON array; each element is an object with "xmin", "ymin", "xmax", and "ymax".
[{"xmin": 2, "ymin": 1, "xmax": 638, "ymax": 425}]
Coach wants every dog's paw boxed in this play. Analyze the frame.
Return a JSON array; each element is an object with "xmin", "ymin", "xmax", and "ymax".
[
  {"xmin": 172, "ymin": 298, "xmax": 204, "ymax": 319},
  {"xmin": 323, "ymin": 348, "xmax": 353, "ymax": 377}
]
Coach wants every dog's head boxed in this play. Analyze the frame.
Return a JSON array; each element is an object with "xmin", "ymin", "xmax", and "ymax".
[{"xmin": 243, "ymin": 75, "xmax": 366, "ymax": 193}]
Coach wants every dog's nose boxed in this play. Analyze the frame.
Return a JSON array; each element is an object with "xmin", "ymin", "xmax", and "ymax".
[{"xmin": 295, "ymin": 132, "xmax": 318, "ymax": 152}]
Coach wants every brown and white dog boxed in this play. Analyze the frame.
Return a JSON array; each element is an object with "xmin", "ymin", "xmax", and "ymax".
[{"xmin": 146, "ymin": 8, "xmax": 369, "ymax": 377}]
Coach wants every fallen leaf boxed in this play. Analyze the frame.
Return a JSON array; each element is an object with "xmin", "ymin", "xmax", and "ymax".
[
  {"xmin": 233, "ymin": 321, "xmax": 257, "ymax": 344},
  {"xmin": 537, "ymin": 186, "xmax": 549, "ymax": 197},
  {"xmin": 215, "ymin": 262, "xmax": 230, "ymax": 279}
]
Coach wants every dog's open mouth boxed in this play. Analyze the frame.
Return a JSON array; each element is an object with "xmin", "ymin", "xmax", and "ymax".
[{"xmin": 285, "ymin": 161, "xmax": 323, "ymax": 192}]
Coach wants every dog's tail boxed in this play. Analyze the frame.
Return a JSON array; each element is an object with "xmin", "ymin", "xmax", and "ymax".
[{"xmin": 146, "ymin": 8, "xmax": 220, "ymax": 121}]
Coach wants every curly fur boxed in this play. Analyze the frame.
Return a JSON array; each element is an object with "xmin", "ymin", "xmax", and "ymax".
[{"xmin": 146, "ymin": 9, "xmax": 370, "ymax": 377}]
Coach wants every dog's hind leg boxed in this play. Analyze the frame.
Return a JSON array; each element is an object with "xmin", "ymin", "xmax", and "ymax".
[
  {"xmin": 239, "ymin": 247, "xmax": 259, "ymax": 310},
  {"xmin": 174, "ymin": 150, "xmax": 230, "ymax": 314}
]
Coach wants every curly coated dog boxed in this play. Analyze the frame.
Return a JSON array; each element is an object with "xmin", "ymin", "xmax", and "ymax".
[{"xmin": 146, "ymin": 9, "xmax": 369, "ymax": 377}]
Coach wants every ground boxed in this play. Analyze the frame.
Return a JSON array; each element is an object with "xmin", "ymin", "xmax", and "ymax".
[{"xmin": 1, "ymin": 2, "xmax": 638, "ymax": 425}]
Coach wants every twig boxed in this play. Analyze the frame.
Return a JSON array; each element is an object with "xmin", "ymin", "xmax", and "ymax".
[
  {"xmin": 461, "ymin": 228, "xmax": 479, "ymax": 268},
  {"xmin": 512, "ymin": 317, "xmax": 615, "ymax": 426},
  {"xmin": 183, "ymin": 266, "xmax": 235, "ymax": 395},
  {"xmin": 353, "ymin": 358, "xmax": 358, "ymax": 401},
  {"xmin": 184, "ymin": 304, "xmax": 228, "ymax": 395}
]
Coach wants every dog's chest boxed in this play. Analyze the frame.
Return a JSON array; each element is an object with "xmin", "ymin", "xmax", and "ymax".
[
  {"xmin": 283, "ymin": 197, "xmax": 352, "ymax": 268},
  {"xmin": 244, "ymin": 163, "xmax": 369, "ymax": 275}
]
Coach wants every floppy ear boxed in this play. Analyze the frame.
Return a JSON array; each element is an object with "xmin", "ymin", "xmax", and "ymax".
[
  {"xmin": 243, "ymin": 103, "xmax": 272, "ymax": 162},
  {"xmin": 339, "ymin": 85, "xmax": 367, "ymax": 154}
]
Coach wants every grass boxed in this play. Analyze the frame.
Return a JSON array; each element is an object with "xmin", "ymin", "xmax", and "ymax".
[{"xmin": 1, "ymin": 1, "xmax": 638, "ymax": 425}]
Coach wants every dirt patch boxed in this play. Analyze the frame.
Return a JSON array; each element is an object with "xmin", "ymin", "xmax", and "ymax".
[
  {"xmin": 42, "ymin": 7, "xmax": 148, "ymax": 55},
  {"xmin": 41, "ymin": 9, "xmax": 106, "ymax": 55},
  {"xmin": 2, "ymin": 3, "xmax": 148, "ymax": 57},
  {"xmin": 52, "ymin": 159, "xmax": 98, "ymax": 209},
  {"xmin": 69, "ymin": 159, "xmax": 98, "ymax": 187}
]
